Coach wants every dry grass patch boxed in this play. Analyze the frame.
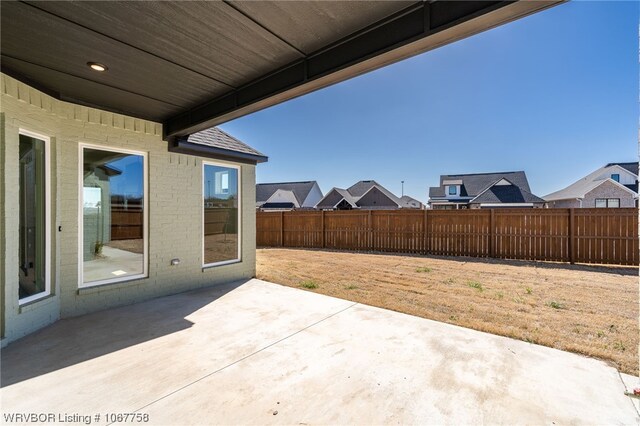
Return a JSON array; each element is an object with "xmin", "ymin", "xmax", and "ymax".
[{"xmin": 257, "ymin": 248, "xmax": 638, "ymax": 375}]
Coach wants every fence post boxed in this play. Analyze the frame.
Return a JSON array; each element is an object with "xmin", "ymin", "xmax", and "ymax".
[
  {"xmin": 424, "ymin": 209, "xmax": 429, "ymax": 254},
  {"xmin": 569, "ymin": 208, "xmax": 575, "ymax": 264},
  {"xmin": 489, "ymin": 209, "xmax": 496, "ymax": 258},
  {"xmin": 367, "ymin": 209, "xmax": 373, "ymax": 249},
  {"xmin": 321, "ymin": 210, "xmax": 325, "ymax": 249},
  {"xmin": 280, "ymin": 211, "xmax": 284, "ymax": 247}
]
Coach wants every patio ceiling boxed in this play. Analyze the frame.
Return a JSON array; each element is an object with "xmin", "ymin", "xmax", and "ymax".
[{"xmin": 1, "ymin": 1, "xmax": 562, "ymax": 140}]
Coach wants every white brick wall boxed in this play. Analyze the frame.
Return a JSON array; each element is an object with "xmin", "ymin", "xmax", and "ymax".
[
  {"xmin": 0, "ymin": 74, "xmax": 257, "ymax": 344},
  {"xmin": 583, "ymin": 180, "xmax": 636, "ymax": 208}
]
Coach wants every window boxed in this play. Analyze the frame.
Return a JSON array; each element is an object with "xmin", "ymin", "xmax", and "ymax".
[
  {"xmin": 448, "ymin": 185, "xmax": 457, "ymax": 195},
  {"xmin": 80, "ymin": 146, "xmax": 147, "ymax": 286},
  {"xmin": 611, "ymin": 174, "xmax": 620, "ymax": 182},
  {"xmin": 18, "ymin": 131, "xmax": 50, "ymax": 303},
  {"xmin": 203, "ymin": 162, "xmax": 240, "ymax": 267},
  {"xmin": 595, "ymin": 198, "xmax": 621, "ymax": 208}
]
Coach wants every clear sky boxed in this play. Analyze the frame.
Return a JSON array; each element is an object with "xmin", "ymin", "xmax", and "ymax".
[{"xmin": 219, "ymin": 1, "xmax": 638, "ymax": 203}]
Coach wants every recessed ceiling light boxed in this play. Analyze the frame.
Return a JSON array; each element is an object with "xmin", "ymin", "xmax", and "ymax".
[{"xmin": 87, "ymin": 62, "xmax": 107, "ymax": 72}]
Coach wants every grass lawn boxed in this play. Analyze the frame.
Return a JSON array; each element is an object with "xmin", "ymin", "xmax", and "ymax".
[{"xmin": 257, "ymin": 248, "xmax": 638, "ymax": 375}]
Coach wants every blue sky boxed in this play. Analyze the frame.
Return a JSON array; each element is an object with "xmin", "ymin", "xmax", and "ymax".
[{"xmin": 219, "ymin": 1, "xmax": 638, "ymax": 203}]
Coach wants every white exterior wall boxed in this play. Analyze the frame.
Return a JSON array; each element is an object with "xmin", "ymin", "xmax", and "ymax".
[
  {"xmin": 302, "ymin": 183, "xmax": 324, "ymax": 208},
  {"xmin": 0, "ymin": 74, "xmax": 257, "ymax": 344},
  {"xmin": 593, "ymin": 166, "xmax": 636, "ymax": 186}
]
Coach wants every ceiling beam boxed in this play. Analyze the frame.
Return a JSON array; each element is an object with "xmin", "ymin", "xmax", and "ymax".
[{"xmin": 164, "ymin": 0, "xmax": 563, "ymax": 140}]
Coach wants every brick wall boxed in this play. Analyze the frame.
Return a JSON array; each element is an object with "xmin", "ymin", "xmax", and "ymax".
[
  {"xmin": 1, "ymin": 74, "xmax": 257, "ymax": 344},
  {"xmin": 583, "ymin": 180, "xmax": 636, "ymax": 208},
  {"xmin": 547, "ymin": 199, "xmax": 580, "ymax": 208}
]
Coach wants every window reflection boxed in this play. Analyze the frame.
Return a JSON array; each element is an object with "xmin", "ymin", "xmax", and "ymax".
[
  {"xmin": 82, "ymin": 147, "xmax": 145, "ymax": 284},
  {"xmin": 204, "ymin": 164, "xmax": 240, "ymax": 265}
]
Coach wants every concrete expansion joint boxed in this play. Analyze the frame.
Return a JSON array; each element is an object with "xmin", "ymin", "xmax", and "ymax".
[
  {"xmin": 118, "ymin": 301, "xmax": 359, "ymax": 424},
  {"xmin": 617, "ymin": 370, "xmax": 640, "ymax": 418}
]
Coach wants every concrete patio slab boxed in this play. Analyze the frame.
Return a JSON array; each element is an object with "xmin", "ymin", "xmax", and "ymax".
[{"xmin": 1, "ymin": 279, "xmax": 637, "ymax": 425}]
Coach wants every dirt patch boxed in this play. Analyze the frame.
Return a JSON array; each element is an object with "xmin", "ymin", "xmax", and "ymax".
[
  {"xmin": 204, "ymin": 234, "xmax": 238, "ymax": 264},
  {"xmin": 107, "ymin": 239, "xmax": 143, "ymax": 254},
  {"xmin": 257, "ymin": 248, "xmax": 638, "ymax": 375}
]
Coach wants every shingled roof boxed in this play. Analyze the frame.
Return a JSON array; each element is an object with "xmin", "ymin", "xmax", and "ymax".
[
  {"xmin": 470, "ymin": 179, "xmax": 545, "ymax": 204},
  {"xmin": 317, "ymin": 180, "xmax": 419, "ymax": 209},
  {"xmin": 256, "ymin": 181, "xmax": 318, "ymax": 205},
  {"xmin": 544, "ymin": 162, "xmax": 639, "ymax": 201},
  {"xmin": 429, "ymin": 171, "xmax": 531, "ymax": 198},
  {"xmin": 170, "ymin": 126, "xmax": 267, "ymax": 164}
]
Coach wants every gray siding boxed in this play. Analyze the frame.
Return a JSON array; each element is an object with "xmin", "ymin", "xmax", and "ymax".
[
  {"xmin": 316, "ymin": 189, "xmax": 344, "ymax": 209},
  {"xmin": 356, "ymin": 187, "xmax": 398, "ymax": 208}
]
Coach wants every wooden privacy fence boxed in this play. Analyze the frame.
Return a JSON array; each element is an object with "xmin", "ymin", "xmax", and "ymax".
[
  {"xmin": 204, "ymin": 207, "xmax": 237, "ymax": 235},
  {"xmin": 256, "ymin": 208, "xmax": 639, "ymax": 266},
  {"xmin": 111, "ymin": 207, "xmax": 143, "ymax": 240},
  {"xmin": 111, "ymin": 207, "xmax": 238, "ymax": 240}
]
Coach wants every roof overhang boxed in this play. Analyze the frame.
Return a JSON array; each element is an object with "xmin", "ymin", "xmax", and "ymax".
[
  {"xmin": 1, "ymin": 1, "xmax": 563, "ymax": 141},
  {"xmin": 169, "ymin": 138, "xmax": 268, "ymax": 165}
]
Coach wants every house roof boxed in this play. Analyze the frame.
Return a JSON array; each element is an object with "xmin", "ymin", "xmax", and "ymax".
[
  {"xmin": 0, "ymin": 1, "xmax": 560, "ymax": 139},
  {"xmin": 171, "ymin": 126, "xmax": 267, "ymax": 164},
  {"xmin": 544, "ymin": 163, "xmax": 639, "ymax": 201},
  {"xmin": 347, "ymin": 180, "xmax": 404, "ymax": 205},
  {"xmin": 263, "ymin": 189, "xmax": 300, "ymax": 208},
  {"xmin": 470, "ymin": 179, "xmax": 545, "ymax": 204},
  {"xmin": 544, "ymin": 178, "xmax": 637, "ymax": 201},
  {"xmin": 334, "ymin": 188, "xmax": 359, "ymax": 208},
  {"xmin": 400, "ymin": 195, "xmax": 423, "ymax": 207},
  {"xmin": 317, "ymin": 180, "xmax": 420, "ymax": 209},
  {"xmin": 189, "ymin": 127, "xmax": 265, "ymax": 158},
  {"xmin": 256, "ymin": 181, "xmax": 318, "ymax": 205},
  {"xmin": 429, "ymin": 171, "xmax": 531, "ymax": 198}
]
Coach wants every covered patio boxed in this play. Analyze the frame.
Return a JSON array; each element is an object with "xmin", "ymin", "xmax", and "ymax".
[{"xmin": 1, "ymin": 279, "xmax": 636, "ymax": 424}]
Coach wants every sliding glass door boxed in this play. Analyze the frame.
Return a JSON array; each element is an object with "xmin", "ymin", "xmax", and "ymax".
[{"xmin": 18, "ymin": 132, "xmax": 49, "ymax": 303}]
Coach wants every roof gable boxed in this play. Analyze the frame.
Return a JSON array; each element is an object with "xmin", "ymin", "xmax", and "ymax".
[
  {"xmin": 471, "ymin": 178, "xmax": 545, "ymax": 204},
  {"xmin": 256, "ymin": 181, "xmax": 318, "ymax": 204},
  {"xmin": 347, "ymin": 180, "xmax": 403, "ymax": 204},
  {"xmin": 605, "ymin": 162, "xmax": 638, "ymax": 176},
  {"xmin": 544, "ymin": 164, "xmax": 639, "ymax": 201},
  {"xmin": 316, "ymin": 188, "xmax": 358, "ymax": 209},
  {"xmin": 356, "ymin": 186, "xmax": 400, "ymax": 208},
  {"xmin": 265, "ymin": 189, "xmax": 300, "ymax": 208},
  {"xmin": 430, "ymin": 171, "xmax": 531, "ymax": 199}
]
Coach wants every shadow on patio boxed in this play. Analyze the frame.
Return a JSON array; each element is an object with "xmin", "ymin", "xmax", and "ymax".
[{"xmin": 1, "ymin": 279, "xmax": 248, "ymax": 387}]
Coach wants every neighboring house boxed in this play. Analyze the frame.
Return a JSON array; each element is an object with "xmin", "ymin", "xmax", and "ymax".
[
  {"xmin": 2, "ymin": 73, "xmax": 267, "ymax": 345},
  {"xmin": 400, "ymin": 195, "xmax": 425, "ymax": 209},
  {"xmin": 544, "ymin": 162, "xmax": 638, "ymax": 208},
  {"xmin": 428, "ymin": 171, "xmax": 545, "ymax": 209},
  {"xmin": 256, "ymin": 181, "xmax": 323, "ymax": 210},
  {"xmin": 316, "ymin": 180, "xmax": 422, "ymax": 210}
]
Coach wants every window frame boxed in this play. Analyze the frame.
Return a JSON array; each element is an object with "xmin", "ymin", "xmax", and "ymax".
[
  {"xmin": 18, "ymin": 129, "xmax": 51, "ymax": 305},
  {"xmin": 78, "ymin": 144, "xmax": 149, "ymax": 288},
  {"xmin": 594, "ymin": 198, "xmax": 606, "ymax": 208},
  {"xmin": 607, "ymin": 198, "xmax": 620, "ymax": 208},
  {"xmin": 202, "ymin": 160, "xmax": 242, "ymax": 268},
  {"xmin": 611, "ymin": 174, "xmax": 620, "ymax": 182},
  {"xmin": 448, "ymin": 185, "xmax": 457, "ymax": 196}
]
